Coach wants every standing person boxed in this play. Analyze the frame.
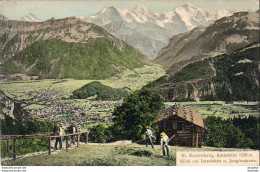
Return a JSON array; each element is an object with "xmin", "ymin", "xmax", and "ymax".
[
  {"xmin": 54, "ymin": 123, "xmax": 64, "ymax": 150},
  {"xmin": 145, "ymin": 126, "xmax": 154, "ymax": 149},
  {"xmin": 160, "ymin": 132, "xmax": 170, "ymax": 156},
  {"xmin": 70, "ymin": 123, "xmax": 78, "ymax": 145}
]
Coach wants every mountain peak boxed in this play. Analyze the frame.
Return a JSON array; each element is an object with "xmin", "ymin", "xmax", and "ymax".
[
  {"xmin": 21, "ymin": 13, "xmax": 41, "ymax": 22},
  {"xmin": 84, "ymin": 4, "xmax": 236, "ymax": 58},
  {"xmin": 132, "ymin": 5, "xmax": 149, "ymax": 14},
  {"xmin": 182, "ymin": 3, "xmax": 196, "ymax": 8},
  {"xmin": 176, "ymin": 3, "xmax": 199, "ymax": 11},
  {"xmin": 104, "ymin": 5, "xmax": 118, "ymax": 10},
  {"xmin": 100, "ymin": 5, "xmax": 121, "ymax": 15}
]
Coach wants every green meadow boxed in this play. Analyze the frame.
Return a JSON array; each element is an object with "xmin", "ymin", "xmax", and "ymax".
[
  {"xmin": 166, "ymin": 101, "xmax": 259, "ymax": 119},
  {"xmin": 0, "ymin": 63, "xmax": 165, "ymax": 101}
]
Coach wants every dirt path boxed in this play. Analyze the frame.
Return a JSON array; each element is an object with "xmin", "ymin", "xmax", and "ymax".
[{"xmin": 87, "ymin": 140, "xmax": 132, "ymax": 146}]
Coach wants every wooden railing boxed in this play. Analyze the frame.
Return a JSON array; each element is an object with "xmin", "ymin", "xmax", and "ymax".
[{"xmin": 0, "ymin": 131, "xmax": 90, "ymax": 160}]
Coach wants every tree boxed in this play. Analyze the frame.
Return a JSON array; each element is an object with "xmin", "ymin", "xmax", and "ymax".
[
  {"xmin": 203, "ymin": 116, "xmax": 253, "ymax": 148},
  {"xmin": 89, "ymin": 124, "xmax": 111, "ymax": 143},
  {"xmin": 111, "ymin": 88, "xmax": 164, "ymax": 141}
]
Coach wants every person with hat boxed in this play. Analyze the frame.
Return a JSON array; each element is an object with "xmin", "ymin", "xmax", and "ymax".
[
  {"xmin": 160, "ymin": 132, "xmax": 170, "ymax": 156},
  {"xmin": 54, "ymin": 123, "xmax": 64, "ymax": 150},
  {"xmin": 69, "ymin": 123, "xmax": 78, "ymax": 145},
  {"xmin": 145, "ymin": 126, "xmax": 154, "ymax": 149}
]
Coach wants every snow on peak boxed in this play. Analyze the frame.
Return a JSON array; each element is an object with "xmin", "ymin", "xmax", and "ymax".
[
  {"xmin": 82, "ymin": 4, "xmax": 236, "ymax": 58},
  {"xmin": 101, "ymin": 5, "xmax": 120, "ymax": 14},
  {"xmin": 132, "ymin": 5, "xmax": 149, "ymax": 14},
  {"xmin": 182, "ymin": 3, "xmax": 197, "ymax": 9},
  {"xmin": 21, "ymin": 13, "xmax": 41, "ymax": 22}
]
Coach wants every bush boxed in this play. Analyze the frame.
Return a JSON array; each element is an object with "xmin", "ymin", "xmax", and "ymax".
[
  {"xmin": 111, "ymin": 88, "xmax": 164, "ymax": 141},
  {"xmin": 89, "ymin": 124, "xmax": 111, "ymax": 143}
]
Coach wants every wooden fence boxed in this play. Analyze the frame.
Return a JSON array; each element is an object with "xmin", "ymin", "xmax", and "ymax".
[{"xmin": 0, "ymin": 131, "xmax": 90, "ymax": 160}]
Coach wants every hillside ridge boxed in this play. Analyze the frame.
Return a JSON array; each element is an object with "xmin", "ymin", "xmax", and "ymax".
[{"xmin": 0, "ymin": 17, "xmax": 147, "ymax": 80}]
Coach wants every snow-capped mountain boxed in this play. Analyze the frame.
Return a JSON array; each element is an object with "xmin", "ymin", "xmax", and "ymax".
[
  {"xmin": 20, "ymin": 13, "xmax": 42, "ymax": 22},
  {"xmin": 155, "ymin": 11, "xmax": 259, "ymax": 75},
  {"xmin": 82, "ymin": 4, "xmax": 236, "ymax": 58}
]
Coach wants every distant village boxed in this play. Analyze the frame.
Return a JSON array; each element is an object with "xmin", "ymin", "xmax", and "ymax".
[{"xmin": 1, "ymin": 88, "xmax": 120, "ymax": 130}]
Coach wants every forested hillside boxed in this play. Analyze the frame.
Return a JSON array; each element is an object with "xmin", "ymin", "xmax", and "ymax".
[
  {"xmin": 0, "ymin": 18, "xmax": 146, "ymax": 80},
  {"xmin": 148, "ymin": 44, "xmax": 259, "ymax": 101}
]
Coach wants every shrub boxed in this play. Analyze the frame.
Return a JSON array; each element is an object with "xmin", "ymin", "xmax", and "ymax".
[
  {"xmin": 111, "ymin": 88, "xmax": 164, "ymax": 141},
  {"xmin": 89, "ymin": 124, "xmax": 111, "ymax": 143}
]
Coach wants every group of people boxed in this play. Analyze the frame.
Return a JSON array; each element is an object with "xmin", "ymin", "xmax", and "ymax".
[
  {"xmin": 145, "ymin": 126, "xmax": 170, "ymax": 156},
  {"xmin": 52, "ymin": 123, "xmax": 170, "ymax": 155},
  {"xmin": 53, "ymin": 122, "xmax": 79, "ymax": 150}
]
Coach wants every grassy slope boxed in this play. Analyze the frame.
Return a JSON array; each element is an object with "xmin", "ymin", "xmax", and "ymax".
[
  {"xmin": 1, "ymin": 38, "xmax": 145, "ymax": 79},
  {"xmin": 4, "ymin": 144, "xmax": 243, "ymax": 166}
]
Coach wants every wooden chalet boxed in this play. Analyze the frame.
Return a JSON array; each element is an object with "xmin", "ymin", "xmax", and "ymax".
[{"xmin": 154, "ymin": 104, "xmax": 204, "ymax": 147}]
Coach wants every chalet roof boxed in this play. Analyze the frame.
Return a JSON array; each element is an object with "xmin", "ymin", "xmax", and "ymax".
[{"xmin": 155, "ymin": 104, "xmax": 204, "ymax": 128}]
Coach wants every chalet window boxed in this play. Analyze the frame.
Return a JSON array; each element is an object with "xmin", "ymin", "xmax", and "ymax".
[
  {"xmin": 166, "ymin": 121, "xmax": 173, "ymax": 130},
  {"xmin": 177, "ymin": 122, "xmax": 184, "ymax": 131}
]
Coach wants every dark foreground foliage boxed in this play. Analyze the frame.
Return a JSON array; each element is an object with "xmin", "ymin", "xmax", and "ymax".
[
  {"xmin": 1, "ymin": 115, "xmax": 55, "ymax": 158},
  {"xmin": 203, "ymin": 116, "xmax": 260, "ymax": 149}
]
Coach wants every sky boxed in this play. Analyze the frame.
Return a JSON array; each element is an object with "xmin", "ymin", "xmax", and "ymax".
[{"xmin": 0, "ymin": 0, "xmax": 259, "ymax": 20}]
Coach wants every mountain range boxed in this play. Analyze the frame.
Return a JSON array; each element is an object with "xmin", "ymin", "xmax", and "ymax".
[
  {"xmin": 0, "ymin": 17, "xmax": 146, "ymax": 80},
  {"xmin": 82, "ymin": 4, "xmax": 236, "ymax": 58},
  {"xmin": 154, "ymin": 11, "xmax": 259, "ymax": 75},
  {"xmin": 1, "ymin": 4, "xmax": 237, "ymax": 58}
]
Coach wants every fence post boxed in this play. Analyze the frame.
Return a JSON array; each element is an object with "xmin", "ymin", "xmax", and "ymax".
[
  {"xmin": 66, "ymin": 136, "xmax": 68, "ymax": 150},
  {"xmin": 7, "ymin": 140, "xmax": 10, "ymax": 153},
  {"xmin": 13, "ymin": 139, "xmax": 16, "ymax": 160},
  {"xmin": 77, "ymin": 134, "xmax": 80, "ymax": 147},
  {"xmin": 49, "ymin": 137, "xmax": 51, "ymax": 155},
  {"xmin": 85, "ymin": 132, "xmax": 88, "ymax": 144},
  {"xmin": 196, "ymin": 133, "xmax": 199, "ymax": 148}
]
